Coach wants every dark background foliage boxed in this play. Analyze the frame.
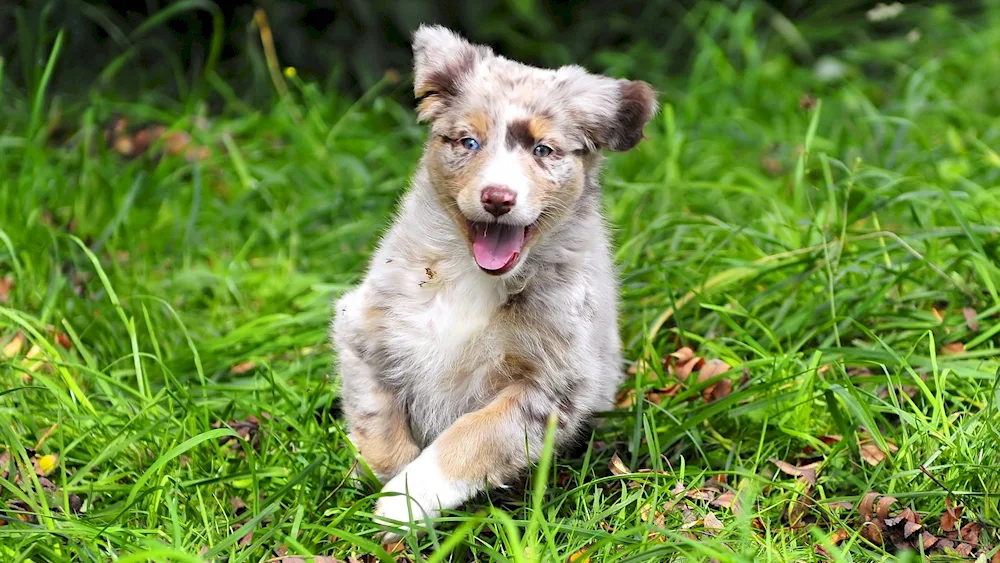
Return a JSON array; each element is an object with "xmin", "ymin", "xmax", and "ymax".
[{"xmin": 0, "ymin": 0, "xmax": 986, "ymax": 107}]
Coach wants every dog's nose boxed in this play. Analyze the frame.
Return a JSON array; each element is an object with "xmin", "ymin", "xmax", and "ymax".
[{"xmin": 481, "ymin": 185, "xmax": 516, "ymax": 217}]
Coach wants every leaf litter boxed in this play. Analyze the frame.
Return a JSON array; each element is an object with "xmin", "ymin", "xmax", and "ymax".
[
  {"xmin": 619, "ymin": 346, "xmax": 735, "ymax": 407},
  {"xmin": 1, "ymin": 431, "xmax": 84, "ymax": 527}
]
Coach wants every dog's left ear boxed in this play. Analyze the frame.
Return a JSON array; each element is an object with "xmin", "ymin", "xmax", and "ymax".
[
  {"xmin": 560, "ymin": 67, "xmax": 659, "ymax": 152},
  {"xmin": 598, "ymin": 79, "xmax": 658, "ymax": 152},
  {"xmin": 412, "ymin": 25, "xmax": 492, "ymax": 122}
]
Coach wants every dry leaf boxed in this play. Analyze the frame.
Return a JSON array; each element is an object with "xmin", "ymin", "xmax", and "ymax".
[
  {"xmin": 931, "ymin": 307, "xmax": 944, "ymax": 323},
  {"xmin": 676, "ymin": 356, "xmax": 704, "ymax": 379},
  {"xmin": 941, "ymin": 499, "xmax": 963, "ymax": 532},
  {"xmin": 940, "ymin": 342, "xmax": 966, "ymax": 355},
  {"xmin": 768, "ymin": 458, "xmax": 819, "ymax": 485},
  {"xmin": 875, "ymin": 496, "xmax": 897, "ymax": 524},
  {"xmin": 231, "ymin": 496, "xmax": 248, "ymax": 516},
  {"xmin": 235, "ymin": 523, "xmax": 253, "ymax": 547},
  {"xmin": 608, "ymin": 454, "xmax": 630, "ymax": 476},
  {"xmin": 669, "ymin": 347, "xmax": 696, "ymax": 363},
  {"xmin": 231, "ymin": 361, "xmax": 257, "ymax": 374},
  {"xmin": 384, "ymin": 540, "xmax": 406, "ymax": 554},
  {"xmin": 960, "ymin": 521, "xmax": 981, "ymax": 545},
  {"xmin": 706, "ymin": 379, "xmax": 733, "ymax": 402},
  {"xmin": 3, "ymin": 333, "xmax": 25, "ymax": 358},
  {"xmin": 710, "ymin": 491, "xmax": 738, "ymax": 513},
  {"xmin": 921, "ymin": 530, "xmax": 938, "ymax": 550},
  {"xmin": 860, "ymin": 521, "xmax": 884, "ymax": 545},
  {"xmin": 829, "ymin": 528, "xmax": 851, "ymax": 545},
  {"xmin": 903, "ymin": 521, "xmax": 922, "ymax": 538},
  {"xmin": 963, "ymin": 307, "xmax": 980, "ymax": 331},
  {"xmin": 54, "ymin": 332, "xmax": 72, "ymax": 350},
  {"xmin": 860, "ymin": 492, "xmax": 879, "ymax": 521},
  {"xmin": 859, "ymin": 444, "xmax": 889, "ymax": 466},
  {"xmin": 703, "ymin": 512, "xmax": 724, "ymax": 530},
  {"xmin": 0, "ymin": 276, "xmax": 12, "ymax": 304},
  {"xmin": 34, "ymin": 454, "xmax": 58, "ymax": 476},
  {"xmin": 699, "ymin": 359, "xmax": 732, "ymax": 380},
  {"xmin": 615, "ymin": 389, "xmax": 636, "ymax": 408}
]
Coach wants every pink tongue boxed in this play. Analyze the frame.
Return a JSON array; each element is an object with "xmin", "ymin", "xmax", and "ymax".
[{"xmin": 472, "ymin": 223, "xmax": 525, "ymax": 271}]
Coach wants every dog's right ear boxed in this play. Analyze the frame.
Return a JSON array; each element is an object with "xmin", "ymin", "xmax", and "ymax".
[{"xmin": 412, "ymin": 25, "xmax": 491, "ymax": 122}]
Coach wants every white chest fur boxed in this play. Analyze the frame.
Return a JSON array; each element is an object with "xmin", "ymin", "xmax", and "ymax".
[{"xmin": 377, "ymin": 260, "xmax": 508, "ymax": 443}]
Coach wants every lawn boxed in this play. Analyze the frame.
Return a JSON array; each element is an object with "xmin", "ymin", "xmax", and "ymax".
[{"xmin": 2, "ymin": 2, "xmax": 1000, "ymax": 562}]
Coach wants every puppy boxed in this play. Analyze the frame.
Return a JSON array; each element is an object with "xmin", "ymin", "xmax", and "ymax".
[{"xmin": 332, "ymin": 25, "xmax": 657, "ymax": 537}]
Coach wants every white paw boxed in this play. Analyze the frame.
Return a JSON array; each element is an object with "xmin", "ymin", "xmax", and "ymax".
[
  {"xmin": 372, "ymin": 445, "xmax": 480, "ymax": 541},
  {"xmin": 373, "ymin": 468, "xmax": 439, "ymax": 540}
]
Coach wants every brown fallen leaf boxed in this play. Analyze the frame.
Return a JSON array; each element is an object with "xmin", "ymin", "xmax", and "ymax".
[
  {"xmin": 676, "ymin": 356, "xmax": 704, "ymax": 379},
  {"xmin": 7, "ymin": 499, "xmax": 37, "ymax": 524},
  {"xmin": 0, "ymin": 275, "xmax": 12, "ymax": 304},
  {"xmin": 921, "ymin": 530, "xmax": 938, "ymax": 550},
  {"xmin": 768, "ymin": 458, "xmax": 819, "ymax": 485},
  {"xmin": 859, "ymin": 444, "xmax": 892, "ymax": 466},
  {"xmin": 231, "ymin": 361, "xmax": 257, "ymax": 374},
  {"xmin": 902, "ymin": 521, "xmax": 922, "ymax": 538},
  {"xmin": 231, "ymin": 496, "xmax": 248, "ymax": 517},
  {"xmin": 54, "ymin": 332, "xmax": 72, "ymax": 350},
  {"xmin": 940, "ymin": 342, "xmax": 966, "ymax": 355},
  {"xmin": 941, "ymin": 498, "xmax": 963, "ymax": 532},
  {"xmin": 860, "ymin": 492, "xmax": 879, "ymax": 521},
  {"xmin": 963, "ymin": 307, "xmax": 979, "ymax": 331},
  {"xmin": 860, "ymin": 521, "xmax": 884, "ymax": 545},
  {"xmin": 710, "ymin": 491, "xmax": 738, "ymax": 512},
  {"xmin": 384, "ymin": 540, "xmax": 406, "ymax": 554},
  {"xmin": 827, "ymin": 501, "xmax": 853, "ymax": 512},
  {"xmin": 956, "ymin": 542, "xmax": 974, "ymax": 557},
  {"xmin": 2, "ymin": 332, "xmax": 25, "ymax": 358},
  {"xmin": 699, "ymin": 359, "xmax": 732, "ymax": 380},
  {"xmin": 646, "ymin": 384, "xmax": 682, "ymax": 405},
  {"xmin": 608, "ymin": 454, "xmax": 630, "ymax": 476},
  {"xmin": 875, "ymin": 496, "xmax": 897, "ymax": 524},
  {"xmin": 829, "ymin": 528, "xmax": 851, "ymax": 545},
  {"xmin": 960, "ymin": 521, "xmax": 981, "ymax": 545},
  {"xmin": 668, "ymin": 347, "xmax": 696, "ymax": 364},
  {"xmin": 615, "ymin": 388, "xmax": 636, "ymax": 408},
  {"xmin": 235, "ymin": 522, "xmax": 253, "ymax": 547},
  {"xmin": 703, "ymin": 512, "xmax": 724, "ymax": 530},
  {"xmin": 215, "ymin": 415, "xmax": 265, "ymax": 454}
]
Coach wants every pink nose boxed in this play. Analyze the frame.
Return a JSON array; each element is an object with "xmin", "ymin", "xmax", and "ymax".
[{"xmin": 481, "ymin": 185, "xmax": 516, "ymax": 217}]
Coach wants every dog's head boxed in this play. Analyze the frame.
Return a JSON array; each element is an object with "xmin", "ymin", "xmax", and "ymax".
[{"xmin": 413, "ymin": 25, "xmax": 657, "ymax": 275}]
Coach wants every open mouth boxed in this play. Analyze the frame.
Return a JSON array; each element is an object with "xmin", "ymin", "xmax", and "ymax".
[{"xmin": 466, "ymin": 221, "xmax": 536, "ymax": 275}]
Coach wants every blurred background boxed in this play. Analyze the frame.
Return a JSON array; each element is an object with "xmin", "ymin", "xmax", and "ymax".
[{"xmin": 0, "ymin": 0, "xmax": 988, "ymax": 107}]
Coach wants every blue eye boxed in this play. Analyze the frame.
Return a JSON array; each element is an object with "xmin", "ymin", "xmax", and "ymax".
[
  {"xmin": 460, "ymin": 137, "xmax": 480, "ymax": 151},
  {"xmin": 533, "ymin": 144, "xmax": 553, "ymax": 158}
]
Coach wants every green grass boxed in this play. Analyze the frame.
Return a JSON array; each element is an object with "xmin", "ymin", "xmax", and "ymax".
[{"xmin": 2, "ymin": 2, "xmax": 1000, "ymax": 562}]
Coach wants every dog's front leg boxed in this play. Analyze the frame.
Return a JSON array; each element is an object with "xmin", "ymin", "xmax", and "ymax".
[{"xmin": 374, "ymin": 382, "xmax": 554, "ymax": 536}]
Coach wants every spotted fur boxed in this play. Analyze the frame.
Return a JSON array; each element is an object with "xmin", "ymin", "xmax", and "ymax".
[{"xmin": 331, "ymin": 25, "xmax": 657, "ymax": 539}]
